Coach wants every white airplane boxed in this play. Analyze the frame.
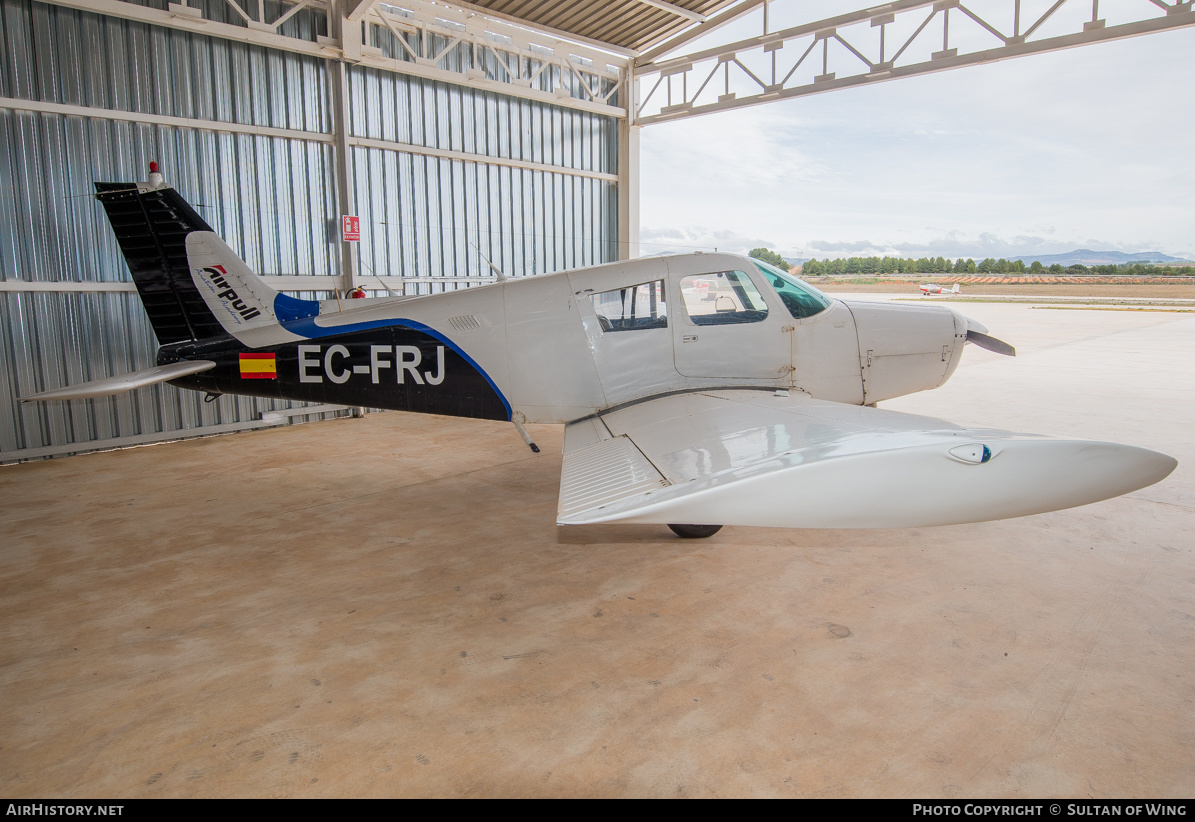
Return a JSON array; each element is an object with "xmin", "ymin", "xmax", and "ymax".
[
  {"xmin": 22, "ymin": 168, "xmax": 1176, "ymax": 538},
  {"xmin": 920, "ymin": 282, "xmax": 961, "ymax": 295}
]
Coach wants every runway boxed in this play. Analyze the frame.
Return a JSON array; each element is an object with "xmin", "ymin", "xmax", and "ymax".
[{"xmin": 1, "ymin": 295, "xmax": 1192, "ymax": 798}]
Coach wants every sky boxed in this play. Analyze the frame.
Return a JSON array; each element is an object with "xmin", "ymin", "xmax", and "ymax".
[{"xmin": 636, "ymin": 3, "xmax": 1195, "ymax": 262}]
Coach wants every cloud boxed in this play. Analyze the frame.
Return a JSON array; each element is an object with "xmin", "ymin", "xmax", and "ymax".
[
  {"xmin": 640, "ymin": 226, "xmax": 1191, "ymax": 262},
  {"xmin": 638, "ymin": 225, "xmax": 785, "ymax": 256},
  {"xmin": 804, "ymin": 233, "xmax": 1057, "ymax": 259},
  {"xmin": 638, "ymin": 29, "xmax": 1195, "ymax": 260}
]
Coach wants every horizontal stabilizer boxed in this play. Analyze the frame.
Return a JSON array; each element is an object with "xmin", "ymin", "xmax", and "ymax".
[
  {"xmin": 557, "ymin": 390, "xmax": 1176, "ymax": 529},
  {"xmin": 21, "ymin": 361, "xmax": 217, "ymax": 402}
]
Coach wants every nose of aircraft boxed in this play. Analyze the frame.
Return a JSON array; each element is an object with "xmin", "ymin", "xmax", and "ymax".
[
  {"xmin": 844, "ymin": 301, "xmax": 1020, "ymax": 404},
  {"xmin": 845, "ymin": 300, "xmax": 964, "ymax": 403}
]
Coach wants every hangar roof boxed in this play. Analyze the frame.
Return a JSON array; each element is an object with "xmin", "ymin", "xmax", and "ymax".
[{"xmin": 453, "ymin": 0, "xmax": 745, "ymax": 55}]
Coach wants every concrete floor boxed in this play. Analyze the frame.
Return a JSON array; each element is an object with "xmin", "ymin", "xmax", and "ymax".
[{"xmin": 1, "ymin": 297, "xmax": 1192, "ymax": 798}]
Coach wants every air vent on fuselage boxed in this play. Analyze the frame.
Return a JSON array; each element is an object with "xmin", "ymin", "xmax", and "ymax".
[{"xmin": 448, "ymin": 314, "xmax": 490, "ymax": 332}]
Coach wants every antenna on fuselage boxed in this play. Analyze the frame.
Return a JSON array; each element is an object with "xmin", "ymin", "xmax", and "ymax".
[
  {"xmin": 372, "ymin": 274, "xmax": 399, "ymax": 297},
  {"xmin": 358, "ymin": 258, "xmax": 400, "ymax": 297},
  {"xmin": 471, "ymin": 242, "xmax": 507, "ymax": 282}
]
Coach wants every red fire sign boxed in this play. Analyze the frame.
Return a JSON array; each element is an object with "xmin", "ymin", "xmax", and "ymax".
[{"xmin": 342, "ymin": 215, "xmax": 360, "ymax": 242}]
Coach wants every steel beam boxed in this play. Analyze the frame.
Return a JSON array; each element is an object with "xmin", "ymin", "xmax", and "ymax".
[
  {"xmin": 345, "ymin": 0, "xmax": 382, "ymax": 22},
  {"xmin": 354, "ymin": 2, "xmax": 627, "ymax": 118},
  {"xmin": 434, "ymin": 0, "xmax": 639, "ymax": 57},
  {"xmin": 617, "ymin": 120, "xmax": 642, "ymax": 260},
  {"xmin": 0, "ymin": 96, "xmax": 334, "ymax": 143},
  {"xmin": 352, "ymin": 49, "xmax": 625, "ymax": 118},
  {"xmin": 634, "ymin": 0, "xmax": 708, "ymax": 25},
  {"xmin": 0, "ymin": 97, "xmax": 613, "ymax": 182},
  {"xmin": 348, "ymin": 137, "xmax": 619, "ymax": 182},
  {"xmin": 43, "ymin": 0, "xmax": 332, "ymax": 58},
  {"xmin": 635, "ymin": 0, "xmax": 1195, "ymax": 124},
  {"xmin": 637, "ymin": 0, "xmax": 770, "ymax": 63},
  {"xmin": 38, "ymin": 0, "xmax": 631, "ymax": 119},
  {"xmin": 330, "ymin": 53, "xmax": 358, "ymax": 293}
]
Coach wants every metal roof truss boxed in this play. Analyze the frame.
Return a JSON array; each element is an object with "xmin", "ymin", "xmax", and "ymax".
[
  {"xmin": 44, "ymin": 0, "xmax": 631, "ymax": 119},
  {"xmin": 634, "ymin": 0, "xmax": 1195, "ymax": 124}
]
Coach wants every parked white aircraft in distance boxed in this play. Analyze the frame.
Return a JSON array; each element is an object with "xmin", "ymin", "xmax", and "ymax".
[
  {"xmin": 22, "ymin": 167, "xmax": 1177, "ymax": 539},
  {"xmin": 920, "ymin": 282, "xmax": 961, "ymax": 295}
]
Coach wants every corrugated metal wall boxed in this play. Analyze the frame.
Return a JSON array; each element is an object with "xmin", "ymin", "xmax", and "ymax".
[
  {"xmin": 350, "ymin": 65, "xmax": 617, "ymax": 288},
  {"xmin": 0, "ymin": 0, "xmax": 619, "ymax": 461}
]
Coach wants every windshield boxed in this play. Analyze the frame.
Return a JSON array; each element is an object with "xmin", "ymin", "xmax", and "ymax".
[{"xmin": 751, "ymin": 260, "xmax": 832, "ymax": 319}]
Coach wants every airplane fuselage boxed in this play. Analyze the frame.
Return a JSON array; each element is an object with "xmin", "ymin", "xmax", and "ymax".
[{"xmin": 164, "ymin": 252, "xmax": 970, "ymax": 424}]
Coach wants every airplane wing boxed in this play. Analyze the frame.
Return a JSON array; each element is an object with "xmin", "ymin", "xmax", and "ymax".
[
  {"xmin": 557, "ymin": 389, "xmax": 1175, "ymax": 529},
  {"xmin": 20, "ymin": 361, "xmax": 217, "ymax": 401}
]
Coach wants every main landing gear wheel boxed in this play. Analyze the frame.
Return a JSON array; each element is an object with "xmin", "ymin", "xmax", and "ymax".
[{"xmin": 667, "ymin": 524, "xmax": 723, "ymax": 539}]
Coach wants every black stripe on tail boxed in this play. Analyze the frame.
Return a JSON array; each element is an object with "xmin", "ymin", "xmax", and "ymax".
[{"xmin": 95, "ymin": 183, "xmax": 226, "ymax": 344}]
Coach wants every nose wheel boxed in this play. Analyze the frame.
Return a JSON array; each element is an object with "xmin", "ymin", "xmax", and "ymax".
[{"xmin": 667, "ymin": 524, "xmax": 723, "ymax": 539}]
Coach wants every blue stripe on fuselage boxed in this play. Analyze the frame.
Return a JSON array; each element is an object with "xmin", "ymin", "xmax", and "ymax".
[
  {"xmin": 274, "ymin": 293, "xmax": 320, "ymax": 322},
  {"xmin": 278, "ymin": 313, "xmax": 512, "ymax": 420}
]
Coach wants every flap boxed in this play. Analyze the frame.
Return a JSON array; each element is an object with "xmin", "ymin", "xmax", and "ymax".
[{"xmin": 558, "ymin": 418, "xmax": 669, "ymax": 523}]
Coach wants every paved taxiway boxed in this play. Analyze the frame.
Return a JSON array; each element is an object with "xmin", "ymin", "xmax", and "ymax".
[{"xmin": 1, "ymin": 294, "xmax": 1192, "ymax": 798}]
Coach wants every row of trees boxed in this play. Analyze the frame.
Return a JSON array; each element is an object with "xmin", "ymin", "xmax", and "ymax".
[
  {"xmin": 789, "ymin": 255, "xmax": 1191, "ymax": 277},
  {"xmin": 802, "ymin": 256, "xmax": 991, "ymax": 275}
]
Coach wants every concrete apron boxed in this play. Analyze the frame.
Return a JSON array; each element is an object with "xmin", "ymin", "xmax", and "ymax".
[{"xmin": 1, "ymin": 301, "xmax": 1192, "ymax": 798}]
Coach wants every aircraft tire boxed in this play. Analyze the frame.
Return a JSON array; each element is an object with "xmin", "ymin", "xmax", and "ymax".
[{"xmin": 667, "ymin": 524, "xmax": 723, "ymax": 539}]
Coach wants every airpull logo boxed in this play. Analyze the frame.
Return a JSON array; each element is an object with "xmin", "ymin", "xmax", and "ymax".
[{"xmin": 202, "ymin": 265, "xmax": 261, "ymax": 322}]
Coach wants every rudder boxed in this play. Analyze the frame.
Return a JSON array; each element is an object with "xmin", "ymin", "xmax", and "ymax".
[{"xmin": 95, "ymin": 181, "xmax": 227, "ymax": 344}]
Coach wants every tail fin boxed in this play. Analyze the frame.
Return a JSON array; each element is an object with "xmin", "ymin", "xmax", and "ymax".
[
  {"xmin": 952, "ymin": 283, "xmax": 960, "ymax": 293},
  {"xmin": 95, "ymin": 181, "xmax": 227, "ymax": 344},
  {"xmin": 95, "ymin": 175, "xmax": 318, "ymax": 345}
]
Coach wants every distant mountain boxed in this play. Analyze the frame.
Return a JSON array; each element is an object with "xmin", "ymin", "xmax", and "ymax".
[{"xmin": 1010, "ymin": 249, "xmax": 1190, "ymax": 267}]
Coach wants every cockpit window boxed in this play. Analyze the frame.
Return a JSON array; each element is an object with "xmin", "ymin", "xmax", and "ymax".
[
  {"xmin": 678, "ymin": 271, "xmax": 769, "ymax": 325},
  {"xmin": 590, "ymin": 280, "xmax": 667, "ymax": 332},
  {"xmin": 751, "ymin": 260, "xmax": 832, "ymax": 319}
]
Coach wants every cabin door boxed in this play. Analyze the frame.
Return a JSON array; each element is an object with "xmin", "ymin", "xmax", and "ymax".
[{"xmin": 670, "ymin": 268, "xmax": 793, "ymax": 381}]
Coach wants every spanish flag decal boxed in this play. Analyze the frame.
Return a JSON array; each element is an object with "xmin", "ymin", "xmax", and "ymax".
[{"xmin": 239, "ymin": 352, "xmax": 277, "ymax": 379}]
